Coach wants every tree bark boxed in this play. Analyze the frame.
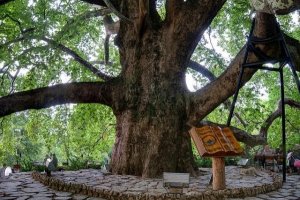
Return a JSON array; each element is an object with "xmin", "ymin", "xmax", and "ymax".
[
  {"xmin": 0, "ymin": 81, "xmax": 118, "ymax": 116},
  {"xmin": 109, "ymin": 1, "xmax": 227, "ymax": 178},
  {"xmin": 110, "ymin": 28, "xmax": 197, "ymax": 177}
]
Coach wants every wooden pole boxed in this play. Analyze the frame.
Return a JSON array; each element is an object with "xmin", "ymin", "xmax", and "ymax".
[{"xmin": 212, "ymin": 157, "xmax": 225, "ymax": 190}]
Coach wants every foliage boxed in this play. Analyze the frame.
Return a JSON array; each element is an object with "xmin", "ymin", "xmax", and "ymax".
[
  {"xmin": 194, "ymin": 154, "xmax": 239, "ymax": 168},
  {"xmin": 194, "ymin": 156, "xmax": 212, "ymax": 168},
  {"xmin": 0, "ymin": 104, "xmax": 115, "ymax": 171},
  {"xmin": 0, "ymin": 0, "xmax": 299, "ymax": 170},
  {"xmin": 0, "ymin": 0, "xmax": 117, "ymax": 170}
]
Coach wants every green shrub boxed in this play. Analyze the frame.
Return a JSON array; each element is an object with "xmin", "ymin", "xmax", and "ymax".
[{"xmin": 194, "ymin": 156, "xmax": 212, "ymax": 167}]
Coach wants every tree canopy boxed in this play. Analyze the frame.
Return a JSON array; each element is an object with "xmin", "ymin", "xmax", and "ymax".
[{"xmin": 0, "ymin": 0, "xmax": 299, "ymax": 177}]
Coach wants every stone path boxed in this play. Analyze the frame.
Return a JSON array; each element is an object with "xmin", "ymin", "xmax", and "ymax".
[
  {"xmin": 0, "ymin": 172, "xmax": 105, "ymax": 200},
  {"xmin": 0, "ymin": 167, "xmax": 299, "ymax": 200},
  {"xmin": 227, "ymin": 175, "xmax": 300, "ymax": 200}
]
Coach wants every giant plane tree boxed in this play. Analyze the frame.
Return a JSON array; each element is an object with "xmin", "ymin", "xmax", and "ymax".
[{"xmin": 0, "ymin": 0, "xmax": 300, "ymax": 177}]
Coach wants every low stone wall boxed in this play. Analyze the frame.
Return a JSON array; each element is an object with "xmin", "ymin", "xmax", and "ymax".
[{"xmin": 32, "ymin": 170, "xmax": 282, "ymax": 200}]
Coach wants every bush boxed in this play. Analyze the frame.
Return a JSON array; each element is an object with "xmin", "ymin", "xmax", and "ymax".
[
  {"xmin": 33, "ymin": 164, "xmax": 46, "ymax": 172},
  {"xmin": 194, "ymin": 155, "xmax": 239, "ymax": 168},
  {"xmin": 225, "ymin": 157, "xmax": 238, "ymax": 165},
  {"xmin": 194, "ymin": 156, "xmax": 212, "ymax": 167}
]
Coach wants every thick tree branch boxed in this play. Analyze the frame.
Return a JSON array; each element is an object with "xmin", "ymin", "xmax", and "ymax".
[
  {"xmin": 165, "ymin": 0, "xmax": 184, "ymax": 24},
  {"xmin": 0, "ymin": 81, "xmax": 118, "ymax": 117},
  {"xmin": 195, "ymin": 121, "xmax": 267, "ymax": 147},
  {"xmin": 188, "ymin": 60, "xmax": 248, "ymax": 127},
  {"xmin": 178, "ymin": 1, "xmax": 226, "ymax": 61},
  {"xmin": 159, "ymin": 1, "xmax": 226, "ymax": 72},
  {"xmin": 259, "ymin": 98, "xmax": 300, "ymax": 137},
  {"xmin": 188, "ymin": 13, "xmax": 298, "ymax": 124},
  {"xmin": 187, "ymin": 49, "xmax": 254, "ymax": 124}
]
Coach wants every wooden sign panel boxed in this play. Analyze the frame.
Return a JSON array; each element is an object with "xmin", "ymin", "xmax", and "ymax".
[{"xmin": 189, "ymin": 126, "xmax": 243, "ymax": 157}]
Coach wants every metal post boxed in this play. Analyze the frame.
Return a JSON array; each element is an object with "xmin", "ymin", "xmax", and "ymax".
[
  {"xmin": 277, "ymin": 21, "xmax": 300, "ymax": 94},
  {"xmin": 227, "ymin": 18, "xmax": 298, "ymax": 184},
  {"xmin": 227, "ymin": 67, "xmax": 245, "ymax": 127},
  {"xmin": 288, "ymin": 63, "xmax": 300, "ymax": 94},
  {"xmin": 280, "ymin": 69, "xmax": 286, "ymax": 182},
  {"xmin": 227, "ymin": 19, "xmax": 256, "ymax": 127}
]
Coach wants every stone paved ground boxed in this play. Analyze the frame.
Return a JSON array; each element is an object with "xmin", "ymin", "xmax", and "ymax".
[
  {"xmin": 0, "ymin": 172, "xmax": 105, "ymax": 200},
  {"xmin": 0, "ymin": 167, "xmax": 299, "ymax": 200},
  {"xmin": 227, "ymin": 174, "xmax": 300, "ymax": 200}
]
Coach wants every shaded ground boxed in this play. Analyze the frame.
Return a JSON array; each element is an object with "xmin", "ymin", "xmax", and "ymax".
[{"xmin": 0, "ymin": 166, "xmax": 299, "ymax": 199}]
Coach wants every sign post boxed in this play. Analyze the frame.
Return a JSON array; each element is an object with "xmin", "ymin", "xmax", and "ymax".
[{"xmin": 190, "ymin": 125, "xmax": 243, "ymax": 190}]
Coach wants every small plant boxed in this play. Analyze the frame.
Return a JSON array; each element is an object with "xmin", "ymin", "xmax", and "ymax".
[{"xmin": 195, "ymin": 156, "xmax": 212, "ymax": 168}]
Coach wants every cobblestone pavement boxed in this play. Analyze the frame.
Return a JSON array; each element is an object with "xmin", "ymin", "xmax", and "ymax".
[
  {"xmin": 0, "ymin": 172, "xmax": 105, "ymax": 200},
  {"xmin": 227, "ymin": 174, "xmax": 300, "ymax": 200},
  {"xmin": 0, "ymin": 167, "xmax": 299, "ymax": 200}
]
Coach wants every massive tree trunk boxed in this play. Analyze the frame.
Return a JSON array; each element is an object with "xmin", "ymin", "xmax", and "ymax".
[
  {"xmin": 107, "ymin": 0, "xmax": 228, "ymax": 178},
  {"xmin": 112, "ymin": 42, "xmax": 197, "ymax": 176},
  {"xmin": 110, "ymin": 21, "xmax": 195, "ymax": 178},
  {"xmin": 109, "ymin": 5, "xmax": 282, "ymax": 177}
]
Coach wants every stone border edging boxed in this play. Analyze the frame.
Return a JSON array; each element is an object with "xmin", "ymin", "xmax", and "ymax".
[{"xmin": 32, "ymin": 171, "xmax": 283, "ymax": 200}]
